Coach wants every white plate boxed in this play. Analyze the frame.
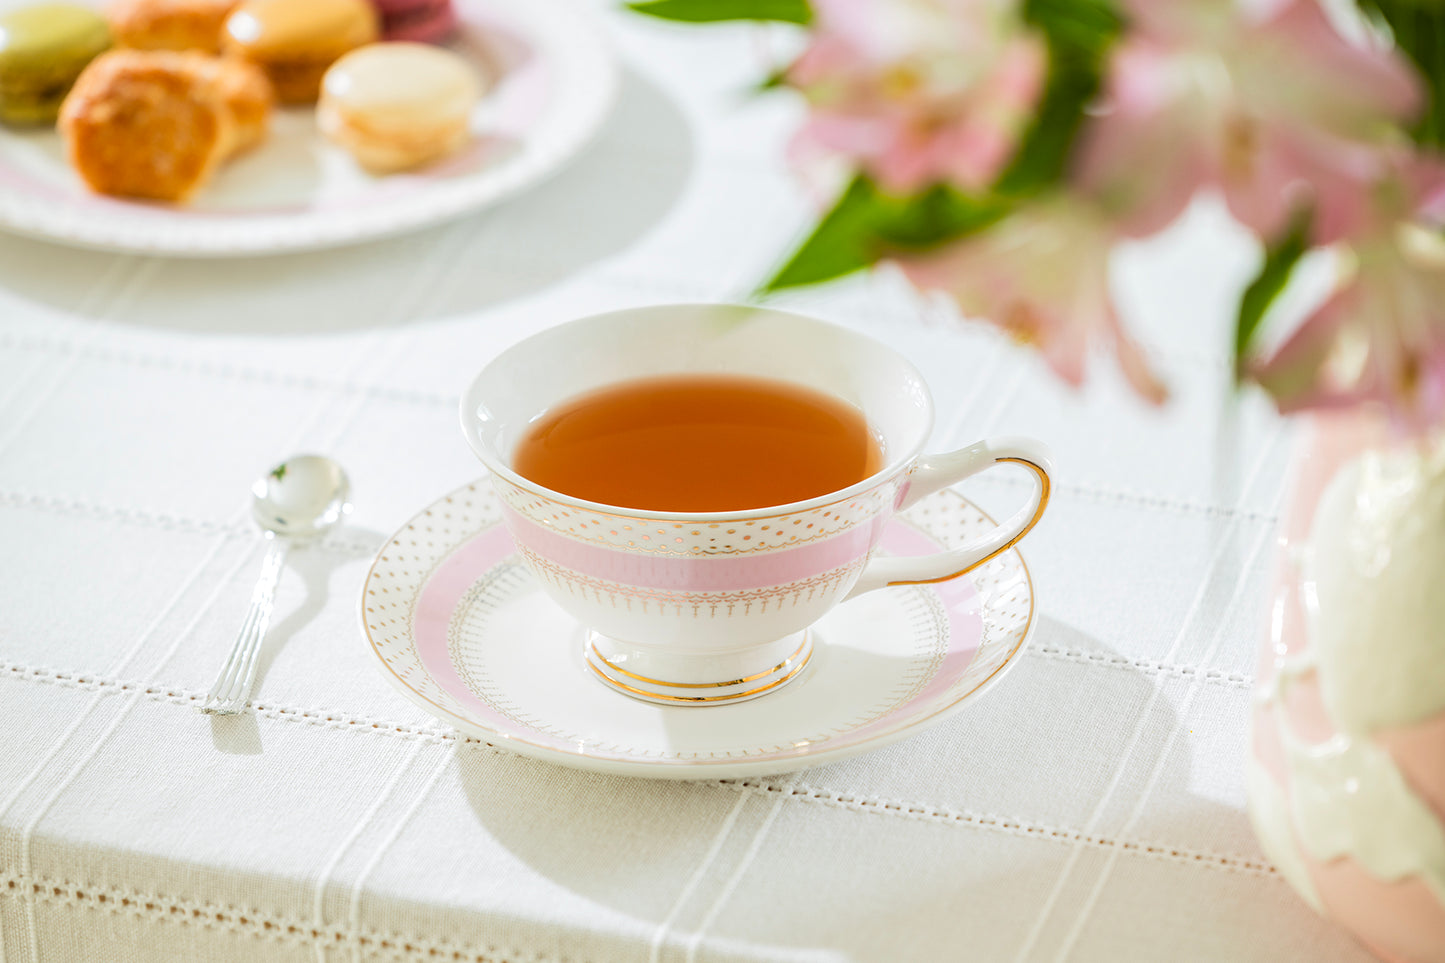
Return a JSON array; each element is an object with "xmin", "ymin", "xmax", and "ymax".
[
  {"xmin": 0, "ymin": 0, "xmax": 615, "ymax": 255},
  {"xmin": 359, "ymin": 481, "xmax": 1037, "ymax": 780}
]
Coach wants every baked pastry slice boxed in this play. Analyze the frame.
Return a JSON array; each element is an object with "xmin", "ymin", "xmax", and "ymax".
[
  {"xmin": 194, "ymin": 48, "xmax": 270, "ymax": 153},
  {"xmin": 59, "ymin": 49, "xmax": 272, "ymax": 201},
  {"xmin": 106, "ymin": 0, "xmax": 239, "ymax": 53}
]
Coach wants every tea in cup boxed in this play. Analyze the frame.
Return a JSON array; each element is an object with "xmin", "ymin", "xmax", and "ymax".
[{"xmin": 460, "ymin": 304, "xmax": 1052, "ymax": 705}]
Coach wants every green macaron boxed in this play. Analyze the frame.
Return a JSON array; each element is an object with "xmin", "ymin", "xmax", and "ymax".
[{"xmin": 0, "ymin": 3, "xmax": 112, "ymax": 126}]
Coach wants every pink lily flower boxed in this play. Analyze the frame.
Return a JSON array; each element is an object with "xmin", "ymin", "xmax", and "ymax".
[
  {"xmin": 1251, "ymin": 236, "xmax": 1445, "ymax": 431},
  {"xmin": 787, "ymin": 0, "xmax": 1046, "ymax": 193},
  {"xmin": 894, "ymin": 194, "xmax": 1169, "ymax": 403},
  {"xmin": 1075, "ymin": 0, "xmax": 1421, "ymax": 242},
  {"xmin": 1250, "ymin": 157, "xmax": 1445, "ymax": 430}
]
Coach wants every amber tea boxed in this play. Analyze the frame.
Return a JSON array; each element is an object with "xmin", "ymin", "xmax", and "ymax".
[{"xmin": 511, "ymin": 373, "xmax": 883, "ymax": 512}]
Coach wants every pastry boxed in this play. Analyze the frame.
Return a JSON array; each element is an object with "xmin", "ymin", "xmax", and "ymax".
[
  {"xmin": 0, "ymin": 4, "xmax": 111, "ymax": 126},
  {"xmin": 106, "ymin": 0, "xmax": 239, "ymax": 53},
  {"xmin": 369, "ymin": 0, "xmax": 455, "ymax": 44},
  {"xmin": 59, "ymin": 49, "xmax": 272, "ymax": 201},
  {"xmin": 222, "ymin": 0, "xmax": 377, "ymax": 104},
  {"xmin": 318, "ymin": 42, "xmax": 480, "ymax": 174},
  {"xmin": 194, "ymin": 46, "xmax": 270, "ymax": 152}
]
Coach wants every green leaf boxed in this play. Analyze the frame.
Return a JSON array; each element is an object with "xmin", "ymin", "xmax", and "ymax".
[
  {"xmin": 1234, "ymin": 209, "xmax": 1313, "ymax": 375},
  {"xmin": 1358, "ymin": 0, "xmax": 1445, "ymax": 148},
  {"xmin": 996, "ymin": 0, "xmax": 1122, "ymax": 196},
  {"xmin": 757, "ymin": 66, "xmax": 790, "ymax": 91},
  {"xmin": 1023, "ymin": 0, "xmax": 1123, "ymax": 56},
  {"xmin": 872, "ymin": 184, "xmax": 1009, "ymax": 248},
  {"xmin": 764, "ymin": 177, "xmax": 880, "ymax": 291},
  {"xmin": 994, "ymin": 58, "xmax": 1100, "ymax": 196},
  {"xmin": 627, "ymin": 0, "xmax": 811, "ymax": 24},
  {"xmin": 762, "ymin": 178, "xmax": 1009, "ymax": 292}
]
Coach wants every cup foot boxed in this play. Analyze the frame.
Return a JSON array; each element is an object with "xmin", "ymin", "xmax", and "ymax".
[{"xmin": 584, "ymin": 630, "xmax": 813, "ymax": 706}]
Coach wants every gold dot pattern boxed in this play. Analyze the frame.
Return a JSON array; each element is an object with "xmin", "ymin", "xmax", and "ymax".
[{"xmin": 494, "ymin": 475, "xmax": 904, "ymax": 556}]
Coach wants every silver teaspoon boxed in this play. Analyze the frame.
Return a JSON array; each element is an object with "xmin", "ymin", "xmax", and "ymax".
[{"xmin": 200, "ymin": 454, "xmax": 352, "ymax": 715}]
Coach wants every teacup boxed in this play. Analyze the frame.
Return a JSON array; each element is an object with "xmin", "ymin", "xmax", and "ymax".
[{"xmin": 460, "ymin": 304, "xmax": 1052, "ymax": 706}]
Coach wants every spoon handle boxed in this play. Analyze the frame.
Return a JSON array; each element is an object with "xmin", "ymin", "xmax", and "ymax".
[{"xmin": 200, "ymin": 537, "xmax": 290, "ymax": 715}]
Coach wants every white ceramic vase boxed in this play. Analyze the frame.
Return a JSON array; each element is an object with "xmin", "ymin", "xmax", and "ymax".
[{"xmin": 1248, "ymin": 413, "xmax": 1445, "ymax": 962}]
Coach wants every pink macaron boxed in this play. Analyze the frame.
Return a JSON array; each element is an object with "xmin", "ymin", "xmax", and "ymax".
[{"xmin": 369, "ymin": 0, "xmax": 455, "ymax": 43}]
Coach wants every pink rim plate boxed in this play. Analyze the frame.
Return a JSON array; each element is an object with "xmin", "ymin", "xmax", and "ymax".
[{"xmin": 0, "ymin": 0, "xmax": 615, "ymax": 255}]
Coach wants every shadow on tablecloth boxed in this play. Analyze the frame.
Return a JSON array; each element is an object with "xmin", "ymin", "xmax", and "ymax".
[
  {"xmin": 446, "ymin": 616, "xmax": 1278, "ymax": 958},
  {"xmin": 0, "ymin": 66, "xmax": 695, "ymax": 335},
  {"xmin": 209, "ymin": 527, "xmax": 387, "ymax": 756}
]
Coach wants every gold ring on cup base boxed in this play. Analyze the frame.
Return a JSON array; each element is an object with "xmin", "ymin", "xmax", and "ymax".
[{"xmin": 584, "ymin": 633, "xmax": 813, "ymax": 706}]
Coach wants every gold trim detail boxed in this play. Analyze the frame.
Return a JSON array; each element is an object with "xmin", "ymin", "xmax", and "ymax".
[
  {"xmin": 496, "ymin": 477, "xmax": 901, "ymax": 557},
  {"xmin": 586, "ymin": 634, "xmax": 810, "ymax": 689},
  {"xmin": 519, "ymin": 547, "xmax": 863, "ymax": 609},
  {"xmin": 586, "ymin": 644, "xmax": 813, "ymax": 703},
  {"xmin": 886, "ymin": 455, "xmax": 1052, "ymax": 587}
]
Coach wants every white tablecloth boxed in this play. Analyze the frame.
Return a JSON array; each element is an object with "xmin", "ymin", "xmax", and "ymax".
[{"xmin": 0, "ymin": 5, "xmax": 1375, "ymax": 961}]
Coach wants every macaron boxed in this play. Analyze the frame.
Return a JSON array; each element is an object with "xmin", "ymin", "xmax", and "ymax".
[
  {"xmin": 223, "ymin": 0, "xmax": 377, "ymax": 104},
  {"xmin": 0, "ymin": 3, "xmax": 112, "ymax": 125},
  {"xmin": 370, "ymin": 0, "xmax": 454, "ymax": 44},
  {"xmin": 318, "ymin": 42, "xmax": 481, "ymax": 174}
]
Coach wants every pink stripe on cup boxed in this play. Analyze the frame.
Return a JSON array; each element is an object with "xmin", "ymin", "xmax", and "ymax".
[{"xmin": 502, "ymin": 504, "xmax": 883, "ymax": 590}]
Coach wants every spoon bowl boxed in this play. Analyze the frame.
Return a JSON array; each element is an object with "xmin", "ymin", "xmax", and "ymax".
[{"xmin": 251, "ymin": 454, "xmax": 352, "ymax": 539}]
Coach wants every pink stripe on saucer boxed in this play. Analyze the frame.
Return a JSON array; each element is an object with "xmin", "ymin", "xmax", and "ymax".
[
  {"xmin": 413, "ymin": 523, "xmax": 519, "ymax": 728},
  {"xmin": 844, "ymin": 521, "xmax": 983, "ymax": 742}
]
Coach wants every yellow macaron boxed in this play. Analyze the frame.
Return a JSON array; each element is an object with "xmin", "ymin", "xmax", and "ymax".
[{"xmin": 223, "ymin": 0, "xmax": 376, "ymax": 104}]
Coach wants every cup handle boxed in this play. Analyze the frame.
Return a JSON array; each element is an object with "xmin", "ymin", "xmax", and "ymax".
[{"xmin": 845, "ymin": 437, "xmax": 1053, "ymax": 600}]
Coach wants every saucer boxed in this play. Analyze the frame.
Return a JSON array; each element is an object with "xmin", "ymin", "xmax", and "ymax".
[{"xmin": 359, "ymin": 481, "xmax": 1035, "ymax": 779}]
